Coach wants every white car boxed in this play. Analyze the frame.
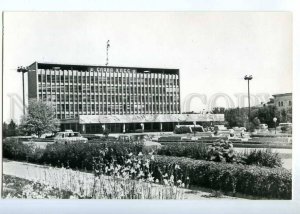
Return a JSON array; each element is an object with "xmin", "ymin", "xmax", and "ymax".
[
  {"xmin": 54, "ymin": 132, "xmax": 88, "ymax": 144},
  {"xmin": 259, "ymin": 124, "xmax": 268, "ymax": 129}
]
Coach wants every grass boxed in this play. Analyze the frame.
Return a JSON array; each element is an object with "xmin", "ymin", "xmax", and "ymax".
[{"xmin": 2, "ymin": 175, "xmax": 73, "ymax": 199}]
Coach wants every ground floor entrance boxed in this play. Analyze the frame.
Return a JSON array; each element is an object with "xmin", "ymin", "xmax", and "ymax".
[
  {"xmin": 59, "ymin": 113, "xmax": 225, "ymax": 134},
  {"xmin": 61, "ymin": 122, "xmax": 184, "ymax": 134}
]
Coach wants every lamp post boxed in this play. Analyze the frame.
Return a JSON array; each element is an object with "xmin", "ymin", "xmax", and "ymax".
[
  {"xmin": 273, "ymin": 117, "xmax": 277, "ymax": 134},
  {"xmin": 244, "ymin": 75, "xmax": 253, "ymax": 123},
  {"xmin": 17, "ymin": 66, "xmax": 29, "ymax": 115}
]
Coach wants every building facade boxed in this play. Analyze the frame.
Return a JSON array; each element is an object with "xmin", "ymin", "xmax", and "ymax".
[
  {"xmin": 27, "ymin": 62, "xmax": 224, "ymax": 133},
  {"xmin": 273, "ymin": 93, "xmax": 292, "ymax": 111}
]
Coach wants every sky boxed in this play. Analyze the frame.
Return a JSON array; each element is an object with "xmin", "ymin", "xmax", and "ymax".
[{"xmin": 2, "ymin": 12, "xmax": 292, "ymax": 123}]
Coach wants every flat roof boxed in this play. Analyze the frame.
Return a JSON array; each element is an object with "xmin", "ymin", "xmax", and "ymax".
[
  {"xmin": 29, "ymin": 62, "xmax": 179, "ymax": 75},
  {"xmin": 272, "ymin": 93, "xmax": 292, "ymax": 97}
]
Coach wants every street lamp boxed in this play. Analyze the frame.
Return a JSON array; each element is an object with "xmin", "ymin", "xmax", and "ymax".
[
  {"xmin": 273, "ymin": 117, "xmax": 277, "ymax": 134},
  {"xmin": 244, "ymin": 75, "xmax": 253, "ymax": 123},
  {"xmin": 17, "ymin": 66, "xmax": 29, "ymax": 115}
]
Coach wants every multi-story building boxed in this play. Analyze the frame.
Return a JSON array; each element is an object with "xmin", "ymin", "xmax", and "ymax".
[
  {"xmin": 27, "ymin": 62, "xmax": 224, "ymax": 133},
  {"xmin": 273, "ymin": 93, "xmax": 292, "ymax": 111}
]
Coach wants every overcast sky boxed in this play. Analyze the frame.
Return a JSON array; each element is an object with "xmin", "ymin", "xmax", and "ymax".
[{"xmin": 3, "ymin": 12, "xmax": 292, "ymax": 123}]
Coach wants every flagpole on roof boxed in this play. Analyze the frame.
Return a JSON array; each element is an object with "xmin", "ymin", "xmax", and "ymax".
[{"xmin": 106, "ymin": 40, "xmax": 110, "ymax": 66}]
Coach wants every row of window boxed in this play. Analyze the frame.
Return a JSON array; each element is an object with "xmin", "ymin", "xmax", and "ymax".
[
  {"xmin": 38, "ymin": 86, "xmax": 179, "ymax": 94},
  {"xmin": 41, "ymin": 95, "xmax": 180, "ymax": 102},
  {"xmin": 38, "ymin": 75, "xmax": 179, "ymax": 85},
  {"xmin": 57, "ymin": 110, "xmax": 181, "ymax": 119},
  {"xmin": 56, "ymin": 103, "xmax": 178, "ymax": 111},
  {"xmin": 278, "ymin": 100, "xmax": 292, "ymax": 107}
]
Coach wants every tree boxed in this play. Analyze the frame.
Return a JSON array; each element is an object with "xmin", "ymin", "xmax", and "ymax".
[
  {"xmin": 224, "ymin": 107, "xmax": 248, "ymax": 128},
  {"xmin": 7, "ymin": 119, "xmax": 19, "ymax": 136},
  {"xmin": 212, "ymin": 107, "xmax": 225, "ymax": 114},
  {"xmin": 2, "ymin": 120, "xmax": 19, "ymax": 138},
  {"xmin": 19, "ymin": 99, "xmax": 59, "ymax": 137},
  {"xmin": 2, "ymin": 122, "xmax": 8, "ymax": 139}
]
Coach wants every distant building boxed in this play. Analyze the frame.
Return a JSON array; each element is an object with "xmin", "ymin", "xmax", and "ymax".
[
  {"xmin": 26, "ymin": 62, "xmax": 224, "ymax": 133},
  {"xmin": 273, "ymin": 93, "xmax": 292, "ymax": 110}
]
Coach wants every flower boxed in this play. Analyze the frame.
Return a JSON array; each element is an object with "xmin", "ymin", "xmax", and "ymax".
[
  {"xmin": 128, "ymin": 152, "xmax": 133, "ymax": 157},
  {"xmin": 148, "ymin": 177, "xmax": 154, "ymax": 182},
  {"xmin": 155, "ymin": 179, "xmax": 159, "ymax": 183},
  {"xmin": 144, "ymin": 162, "xmax": 149, "ymax": 169},
  {"xmin": 138, "ymin": 152, "xmax": 143, "ymax": 156},
  {"xmin": 177, "ymin": 180, "xmax": 182, "ymax": 184},
  {"xmin": 175, "ymin": 164, "xmax": 180, "ymax": 170},
  {"xmin": 163, "ymin": 179, "xmax": 169, "ymax": 185},
  {"xmin": 137, "ymin": 171, "xmax": 145, "ymax": 178}
]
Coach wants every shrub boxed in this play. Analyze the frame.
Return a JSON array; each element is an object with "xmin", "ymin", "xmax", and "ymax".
[
  {"xmin": 3, "ymin": 139, "xmax": 144, "ymax": 171},
  {"xmin": 103, "ymin": 129, "xmax": 110, "ymax": 138},
  {"xmin": 174, "ymin": 126, "xmax": 192, "ymax": 134},
  {"xmin": 158, "ymin": 142, "xmax": 208, "ymax": 160},
  {"xmin": 150, "ymin": 155, "xmax": 292, "ymax": 199},
  {"xmin": 158, "ymin": 141, "xmax": 283, "ymax": 168},
  {"xmin": 2, "ymin": 138, "xmax": 43, "ymax": 162},
  {"xmin": 40, "ymin": 141, "xmax": 144, "ymax": 170},
  {"xmin": 242, "ymin": 149, "xmax": 282, "ymax": 168},
  {"xmin": 207, "ymin": 140, "xmax": 236, "ymax": 163}
]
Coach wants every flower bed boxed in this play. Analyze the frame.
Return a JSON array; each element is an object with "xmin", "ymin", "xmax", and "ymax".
[
  {"xmin": 158, "ymin": 141, "xmax": 283, "ymax": 168},
  {"xmin": 150, "ymin": 155, "xmax": 291, "ymax": 199}
]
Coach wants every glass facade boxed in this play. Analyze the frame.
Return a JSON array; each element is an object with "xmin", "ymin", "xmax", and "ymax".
[{"xmin": 30, "ymin": 63, "xmax": 180, "ymax": 120}]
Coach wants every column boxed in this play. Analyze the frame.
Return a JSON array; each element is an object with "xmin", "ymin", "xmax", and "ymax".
[
  {"xmin": 81, "ymin": 124, "xmax": 86, "ymax": 134},
  {"xmin": 123, "ymin": 123, "xmax": 126, "ymax": 133},
  {"xmin": 54, "ymin": 69, "xmax": 57, "ymax": 117}
]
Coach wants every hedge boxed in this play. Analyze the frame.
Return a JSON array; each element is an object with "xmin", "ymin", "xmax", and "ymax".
[
  {"xmin": 158, "ymin": 142, "xmax": 208, "ymax": 160},
  {"xmin": 158, "ymin": 142, "xmax": 283, "ymax": 168},
  {"xmin": 2, "ymin": 138, "xmax": 44, "ymax": 162},
  {"xmin": 3, "ymin": 139, "xmax": 144, "ymax": 171},
  {"xmin": 3, "ymin": 138, "xmax": 291, "ymax": 199},
  {"xmin": 151, "ymin": 155, "xmax": 292, "ymax": 199}
]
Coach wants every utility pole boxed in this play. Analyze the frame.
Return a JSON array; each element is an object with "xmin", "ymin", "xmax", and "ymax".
[
  {"xmin": 244, "ymin": 75, "xmax": 253, "ymax": 123},
  {"xmin": 17, "ymin": 66, "xmax": 29, "ymax": 115},
  {"xmin": 106, "ymin": 40, "xmax": 110, "ymax": 66}
]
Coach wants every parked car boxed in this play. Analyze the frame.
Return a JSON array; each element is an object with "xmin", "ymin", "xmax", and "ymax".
[
  {"xmin": 232, "ymin": 127, "xmax": 246, "ymax": 132},
  {"xmin": 54, "ymin": 132, "xmax": 88, "ymax": 144},
  {"xmin": 174, "ymin": 125, "xmax": 204, "ymax": 134},
  {"xmin": 214, "ymin": 125, "xmax": 228, "ymax": 131}
]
